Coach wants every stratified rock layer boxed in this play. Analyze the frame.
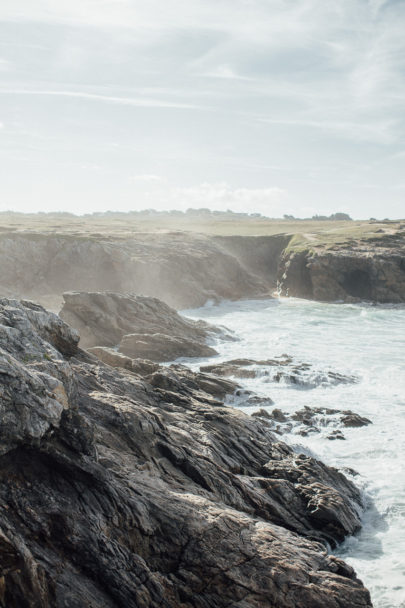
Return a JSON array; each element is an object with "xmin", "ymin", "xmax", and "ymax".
[
  {"xmin": 278, "ymin": 235, "xmax": 405, "ymax": 303},
  {"xmin": 60, "ymin": 291, "xmax": 220, "ymax": 361},
  {"xmin": 0, "ymin": 299, "xmax": 372, "ymax": 607}
]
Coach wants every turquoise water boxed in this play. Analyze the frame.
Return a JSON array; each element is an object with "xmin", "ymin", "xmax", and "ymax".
[{"xmin": 183, "ymin": 297, "xmax": 405, "ymax": 608}]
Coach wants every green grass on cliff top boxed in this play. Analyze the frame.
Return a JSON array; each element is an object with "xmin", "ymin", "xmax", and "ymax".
[{"xmin": 0, "ymin": 212, "xmax": 403, "ymax": 251}]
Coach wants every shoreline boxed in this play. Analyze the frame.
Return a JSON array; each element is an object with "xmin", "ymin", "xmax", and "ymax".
[
  {"xmin": 0, "ymin": 295, "xmax": 374, "ymax": 607},
  {"xmin": 184, "ymin": 296, "xmax": 405, "ymax": 607}
]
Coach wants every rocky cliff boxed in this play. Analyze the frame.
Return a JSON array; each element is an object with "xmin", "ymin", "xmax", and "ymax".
[
  {"xmin": 0, "ymin": 298, "xmax": 372, "ymax": 607},
  {"xmin": 0, "ymin": 221, "xmax": 403, "ymax": 307},
  {"xmin": 277, "ymin": 232, "xmax": 405, "ymax": 303},
  {"xmin": 0, "ymin": 232, "xmax": 272, "ymax": 310}
]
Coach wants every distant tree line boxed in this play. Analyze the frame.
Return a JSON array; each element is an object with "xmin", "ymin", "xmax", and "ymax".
[{"xmin": 283, "ymin": 212, "xmax": 352, "ymax": 221}]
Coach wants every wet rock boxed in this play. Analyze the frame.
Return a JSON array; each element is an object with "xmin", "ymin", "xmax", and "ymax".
[
  {"xmin": 200, "ymin": 357, "xmax": 357, "ymax": 387},
  {"xmin": 270, "ymin": 408, "xmax": 288, "ymax": 422},
  {"xmin": 244, "ymin": 394, "xmax": 275, "ymax": 407},
  {"xmin": 253, "ymin": 405, "xmax": 372, "ymax": 441},
  {"xmin": 251, "ymin": 408, "xmax": 273, "ymax": 420},
  {"xmin": 0, "ymin": 299, "xmax": 372, "ymax": 608},
  {"xmin": 327, "ymin": 430, "xmax": 346, "ymax": 441},
  {"xmin": 200, "ymin": 356, "xmax": 291, "ymax": 378},
  {"xmin": 341, "ymin": 412, "xmax": 372, "ymax": 427}
]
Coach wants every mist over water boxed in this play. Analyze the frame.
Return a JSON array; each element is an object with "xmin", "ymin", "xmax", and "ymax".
[{"xmin": 183, "ymin": 297, "xmax": 405, "ymax": 608}]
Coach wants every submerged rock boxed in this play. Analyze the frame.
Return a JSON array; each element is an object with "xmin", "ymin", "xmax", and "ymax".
[
  {"xmin": 0, "ymin": 299, "xmax": 372, "ymax": 607},
  {"xmin": 250, "ymin": 405, "xmax": 372, "ymax": 441},
  {"xmin": 201, "ymin": 356, "xmax": 357, "ymax": 388},
  {"xmin": 341, "ymin": 412, "xmax": 372, "ymax": 427}
]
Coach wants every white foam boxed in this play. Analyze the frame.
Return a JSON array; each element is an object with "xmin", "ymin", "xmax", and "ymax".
[{"xmin": 184, "ymin": 298, "xmax": 405, "ymax": 608}]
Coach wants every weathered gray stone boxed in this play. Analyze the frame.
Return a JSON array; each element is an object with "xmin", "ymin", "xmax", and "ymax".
[{"xmin": 0, "ymin": 299, "xmax": 372, "ymax": 608}]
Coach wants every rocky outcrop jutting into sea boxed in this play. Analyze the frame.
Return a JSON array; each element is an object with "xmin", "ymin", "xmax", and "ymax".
[
  {"xmin": 277, "ymin": 233, "xmax": 405, "ymax": 303},
  {"xmin": 60, "ymin": 291, "xmax": 222, "ymax": 361},
  {"xmin": 0, "ymin": 298, "xmax": 372, "ymax": 607}
]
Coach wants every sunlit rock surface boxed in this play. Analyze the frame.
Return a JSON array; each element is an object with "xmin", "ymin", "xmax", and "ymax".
[{"xmin": 0, "ymin": 299, "xmax": 372, "ymax": 607}]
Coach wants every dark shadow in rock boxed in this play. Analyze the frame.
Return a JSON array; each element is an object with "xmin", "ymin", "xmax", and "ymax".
[{"xmin": 341, "ymin": 269, "xmax": 372, "ymax": 300}]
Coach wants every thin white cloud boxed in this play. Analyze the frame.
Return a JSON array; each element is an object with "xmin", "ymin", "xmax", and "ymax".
[
  {"xmin": 258, "ymin": 116, "xmax": 398, "ymax": 145},
  {"xmin": 0, "ymin": 88, "xmax": 207, "ymax": 111}
]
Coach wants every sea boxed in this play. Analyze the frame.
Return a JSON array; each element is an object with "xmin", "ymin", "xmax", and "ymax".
[{"xmin": 182, "ymin": 297, "xmax": 405, "ymax": 608}]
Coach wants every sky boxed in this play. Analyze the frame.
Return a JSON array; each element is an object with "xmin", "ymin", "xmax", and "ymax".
[{"xmin": 0, "ymin": 0, "xmax": 404, "ymax": 219}]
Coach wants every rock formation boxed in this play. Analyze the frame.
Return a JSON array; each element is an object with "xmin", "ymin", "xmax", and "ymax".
[
  {"xmin": 0, "ymin": 298, "xmax": 372, "ymax": 607},
  {"xmin": 251, "ymin": 406, "xmax": 372, "ymax": 440},
  {"xmin": 0, "ymin": 232, "xmax": 273, "ymax": 309},
  {"xmin": 277, "ymin": 233, "xmax": 405, "ymax": 303},
  {"xmin": 200, "ymin": 356, "xmax": 358, "ymax": 388},
  {"xmin": 60, "ymin": 291, "xmax": 221, "ymax": 361},
  {"xmin": 0, "ymin": 224, "xmax": 403, "ymax": 307}
]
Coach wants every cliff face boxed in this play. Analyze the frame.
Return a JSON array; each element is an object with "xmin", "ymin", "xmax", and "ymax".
[
  {"xmin": 0, "ymin": 226, "xmax": 403, "ymax": 308},
  {"xmin": 0, "ymin": 298, "xmax": 372, "ymax": 608},
  {"xmin": 278, "ymin": 234, "xmax": 405, "ymax": 303},
  {"xmin": 0, "ymin": 233, "xmax": 273, "ymax": 310}
]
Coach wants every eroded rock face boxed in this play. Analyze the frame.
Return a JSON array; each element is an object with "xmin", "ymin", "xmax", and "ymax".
[
  {"xmin": 0, "ymin": 232, "xmax": 272, "ymax": 310},
  {"xmin": 0, "ymin": 299, "xmax": 372, "ymax": 608},
  {"xmin": 0, "ymin": 299, "xmax": 78, "ymax": 456},
  {"xmin": 60, "ymin": 291, "xmax": 222, "ymax": 361},
  {"xmin": 278, "ymin": 237, "xmax": 405, "ymax": 303}
]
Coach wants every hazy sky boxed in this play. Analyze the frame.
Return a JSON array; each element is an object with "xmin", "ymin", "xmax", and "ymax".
[{"xmin": 0, "ymin": 0, "xmax": 404, "ymax": 218}]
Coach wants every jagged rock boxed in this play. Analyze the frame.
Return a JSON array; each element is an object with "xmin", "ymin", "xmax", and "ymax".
[
  {"xmin": 201, "ymin": 357, "xmax": 357, "ymax": 388},
  {"xmin": 341, "ymin": 412, "xmax": 372, "ymax": 427},
  {"xmin": 270, "ymin": 408, "xmax": 288, "ymax": 422},
  {"xmin": 201, "ymin": 357, "xmax": 292, "ymax": 377},
  {"xmin": 87, "ymin": 348, "xmax": 238, "ymax": 401},
  {"xmin": 59, "ymin": 291, "xmax": 222, "ymax": 351},
  {"xmin": 60, "ymin": 291, "xmax": 222, "ymax": 362},
  {"xmin": 87, "ymin": 346, "xmax": 160, "ymax": 375},
  {"xmin": 0, "ymin": 299, "xmax": 372, "ymax": 607},
  {"xmin": 328, "ymin": 430, "xmax": 346, "ymax": 440},
  {"xmin": 251, "ymin": 408, "xmax": 273, "ymax": 420},
  {"xmin": 243, "ymin": 395, "xmax": 275, "ymax": 407},
  {"xmin": 253, "ymin": 405, "xmax": 372, "ymax": 441},
  {"xmin": 119, "ymin": 332, "xmax": 217, "ymax": 362}
]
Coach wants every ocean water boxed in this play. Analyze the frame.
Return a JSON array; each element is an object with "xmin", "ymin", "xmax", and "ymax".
[{"xmin": 182, "ymin": 297, "xmax": 405, "ymax": 608}]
